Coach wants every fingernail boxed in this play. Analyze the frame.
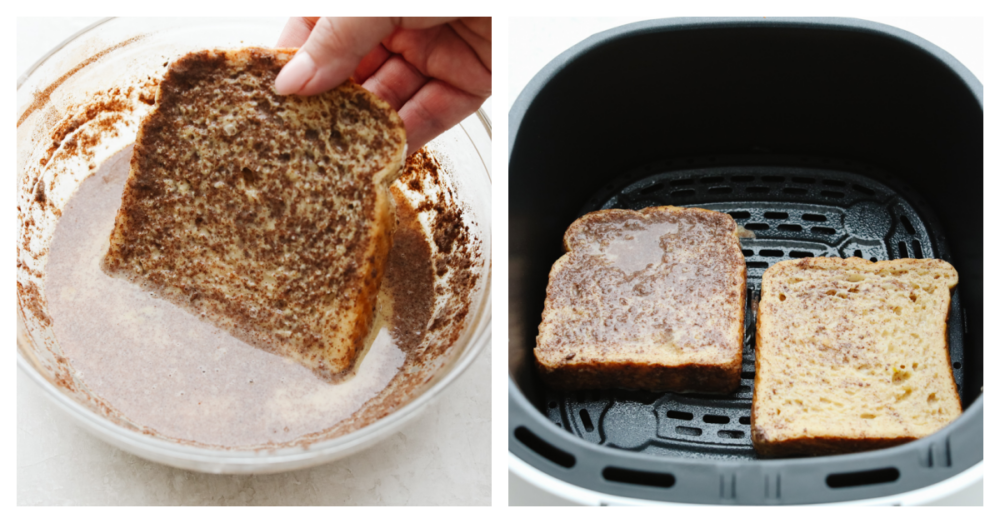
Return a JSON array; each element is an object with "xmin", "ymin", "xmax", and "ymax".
[{"xmin": 274, "ymin": 51, "xmax": 317, "ymax": 95}]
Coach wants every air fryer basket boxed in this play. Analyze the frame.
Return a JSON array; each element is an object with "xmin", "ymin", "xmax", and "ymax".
[{"xmin": 509, "ymin": 18, "xmax": 982, "ymax": 504}]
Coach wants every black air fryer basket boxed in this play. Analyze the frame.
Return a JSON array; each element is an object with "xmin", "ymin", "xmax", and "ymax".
[{"xmin": 509, "ymin": 18, "xmax": 982, "ymax": 505}]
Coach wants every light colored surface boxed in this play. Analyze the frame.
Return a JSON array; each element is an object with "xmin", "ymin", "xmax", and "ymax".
[
  {"xmin": 510, "ymin": 454, "xmax": 984, "ymax": 506},
  {"xmin": 508, "ymin": 16, "xmax": 982, "ymax": 506},
  {"xmin": 18, "ymin": 17, "xmax": 491, "ymax": 506},
  {"xmin": 925, "ymin": 475, "xmax": 984, "ymax": 506}
]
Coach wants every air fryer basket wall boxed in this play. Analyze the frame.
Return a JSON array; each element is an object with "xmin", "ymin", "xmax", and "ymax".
[{"xmin": 509, "ymin": 18, "xmax": 982, "ymax": 504}]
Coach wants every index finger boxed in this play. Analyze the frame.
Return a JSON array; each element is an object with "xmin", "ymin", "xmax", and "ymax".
[{"xmin": 276, "ymin": 17, "xmax": 320, "ymax": 47}]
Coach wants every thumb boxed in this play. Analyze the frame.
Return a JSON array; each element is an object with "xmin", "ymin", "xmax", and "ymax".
[{"xmin": 275, "ymin": 17, "xmax": 394, "ymax": 96}]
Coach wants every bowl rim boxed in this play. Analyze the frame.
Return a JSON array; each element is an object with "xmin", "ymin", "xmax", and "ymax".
[{"xmin": 17, "ymin": 16, "xmax": 493, "ymax": 468}]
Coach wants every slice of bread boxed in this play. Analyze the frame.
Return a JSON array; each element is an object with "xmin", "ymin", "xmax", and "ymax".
[
  {"xmin": 103, "ymin": 48, "xmax": 406, "ymax": 380},
  {"xmin": 752, "ymin": 257, "xmax": 962, "ymax": 457},
  {"xmin": 534, "ymin": 206, "xmax": 746, "ymax": 392}
]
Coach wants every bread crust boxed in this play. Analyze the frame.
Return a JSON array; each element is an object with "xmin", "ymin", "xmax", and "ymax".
[
  {"xmin": 535, "ymin": 206, "xmax": 746, "ymax": 393},
  {"xmin": 537, "ymin": 359, "xmax": 741, "ymax": 393},
  {"xmin": 751, "ymin": 257, "xmax": 961, "ymax": 457},
  {"xmin": 752, "ymin": 434, "xmax": 917, "ymax": 458}
]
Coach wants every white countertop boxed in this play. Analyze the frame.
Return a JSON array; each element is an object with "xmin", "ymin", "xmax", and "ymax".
[{"xmin": 17, "ymin": 17, "xmax": 491, "ymax": 506}]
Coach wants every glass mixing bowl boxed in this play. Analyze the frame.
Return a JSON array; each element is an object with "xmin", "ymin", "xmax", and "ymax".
[{"xmin": 17, "ymin": 17, "xmax": 491, "ymax": 474}]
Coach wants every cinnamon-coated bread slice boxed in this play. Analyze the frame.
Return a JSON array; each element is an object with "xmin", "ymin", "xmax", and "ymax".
[
  {"xmin": 752, "ymin": 257, "xmax": 962, "ymax": 457},
  {"xmin": 103, "ymin": 48, "xmax": 406, "ymax": 380},
  {"xmin": 534, "ymin": 206, "xmax": 746, "ymax": 392}
]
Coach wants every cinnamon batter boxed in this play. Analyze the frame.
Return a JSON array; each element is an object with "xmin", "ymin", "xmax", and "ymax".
[{"xmin": 44, "ymin": 145, "xmax": 436, "ymax": 448}]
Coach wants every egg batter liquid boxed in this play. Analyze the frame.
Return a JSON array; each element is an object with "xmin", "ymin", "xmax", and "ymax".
[{"xmin": 44, "ymin": 146, "xmax": 432, "ymax": 448}]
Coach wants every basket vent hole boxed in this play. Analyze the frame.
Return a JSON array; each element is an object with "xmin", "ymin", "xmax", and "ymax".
[
  {"xmin": 853, "ymin": 184, "xmax": 876, "ymax": 196},
  {"xmin": 822, "ymin": 179, "xmax": 847, "ymax": 187},
  {"xmin": 741, "ymin": 371, "xmax": 755, "ymax": 380},
  {"xmin": 747, "ymin": 187, "xmax": 769, "ymax": 194},
  {"xmin": 731, "ymin": 175, "xmax": 754, "ymax": 182},
  {"xmin": 745, "ymin": 223, "xmax": 769, "ymax": 231},
  {"xmin": 898, "ymin": 242, "xmax": 909, "ymax": 259},
  {"xmin": 603, "ymin": 467, "xmax": 675, "ymax": 488},
  {"xmin": 579, "ymin": 409, "xmax": 595, "ymax": 432},
  {"xmin": 671, "ymin": 189, "xmax": 695, "ymax": 197},
  {"xmin": 719, "ymin": 430, "xmax": 744, "ymax": 439},
  {"xmin": 548, "ymin": 401, "xmax": 557, "ymax": 409},
  {"xmin": 812, "ymin": 227, "xmax": 836, "ymax": 235},
  {"xmin": 792, "ymin": 177, "xmax": 815, "ymax": 184},
  {"xmin": 514, "ymin": 427, "xmax": 575, "ymax": 468},
  {"xmin": 739, "ymin": 416, "xmax": 751, "ymax": 425},
  {"xmin": 763, "ymin": 212, "xmax": 788, "ymax": 219},
  {"xmin": 912, "ymin": 241, "xmax": 924, "ymax": 259},
  {"xmin": 666, "ymin": 410, "xmax": 694, "ymax": 421},
  {"xmin": 703, "ymin": 414, "xmax": 730, "ymax": 424},
  {"xmin": 826, "ymin": 467, "xmax": 900, "ymax": 489},
  {"xmin": 900, "ymin": 215, "xmax": 917, "ymax": 235},
  {"xmin": 778, "ymin": 224, "xmax": 803, "ymax": 232},
  {"xmin": 729, "ymin": 211, "xmax": 751, "ymax": 219},
  {"xmin": 802, "ymin": 213, "xmax": 827, "ymax": 222},
  {"xmin": 870, "ymin": 257, "xmax": 878, "ymax": 262},
  {"xmin": 790, "ymin": 251, "xmax": 813, "ymax": 258},
  {"xmin": 759, "ymin": 249, "xmax": 784, "ymax": 257},
  {"xmin": 676, "ymin": 426, "xmax": 702, "ymax": 436},
  {"xmin": 821, "ymin": 190, "xmax": 845, "ymax": 198},
  {"xmin": 954, "ymin": 361, "xmax": 962, "ymax": 369},
  {"xmin": 784, "ymin": 187, "xmax": 808, "ymax": 195},
  {"xmin": 708, "ymin": 187, "xmax": 733, "ymax": 194},
  {"xmin": 854, "ymin": 250, "xmax": 863, "ymax": 258},
  {"xmin": 747, "ymin": 261, "xmax": 769, "ymax": 269},
  {"xmin": 742, "ymin": 249, "xmax": 754, "ymax": 257}
]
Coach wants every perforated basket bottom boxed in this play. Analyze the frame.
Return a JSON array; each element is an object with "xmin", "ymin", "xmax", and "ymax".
[{"xmin": 541, "ymin": 158, "xmax": 966, "ymax": 460}]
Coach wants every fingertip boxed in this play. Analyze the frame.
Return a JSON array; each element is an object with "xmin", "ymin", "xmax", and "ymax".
[
  {"xmin": 274, "ymin": 51, "xmax": 317, "ymax": 95},
  {"xmin": 405, "ymin": 141, "xmax": 427, "ymax": 158},
  {"xmin": 397, "ymin": 80, "xmax": 486, "ymax": 155}
]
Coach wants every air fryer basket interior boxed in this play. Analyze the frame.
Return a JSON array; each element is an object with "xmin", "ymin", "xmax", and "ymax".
[{"xmin": 509, "ymin": 18, "xmax": 982, "ymax": 504}]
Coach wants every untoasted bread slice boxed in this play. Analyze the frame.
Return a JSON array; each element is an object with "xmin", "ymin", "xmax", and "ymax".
[
  {"xmin": 752, "ymin": 257, "xmax": 962, "ymax": 457},
  {"xmin": 534, "ymin": 206, "xmax": 746, "ymax": 392},
  {"xmin": 103, "ymin": 48, "xmax": 406, "ymax": 380}
]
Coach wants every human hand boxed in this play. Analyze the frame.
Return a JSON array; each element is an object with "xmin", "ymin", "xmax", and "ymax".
[{"xmin": 275, "ymin": 17, "xmax": 491, "ymax": 156}]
